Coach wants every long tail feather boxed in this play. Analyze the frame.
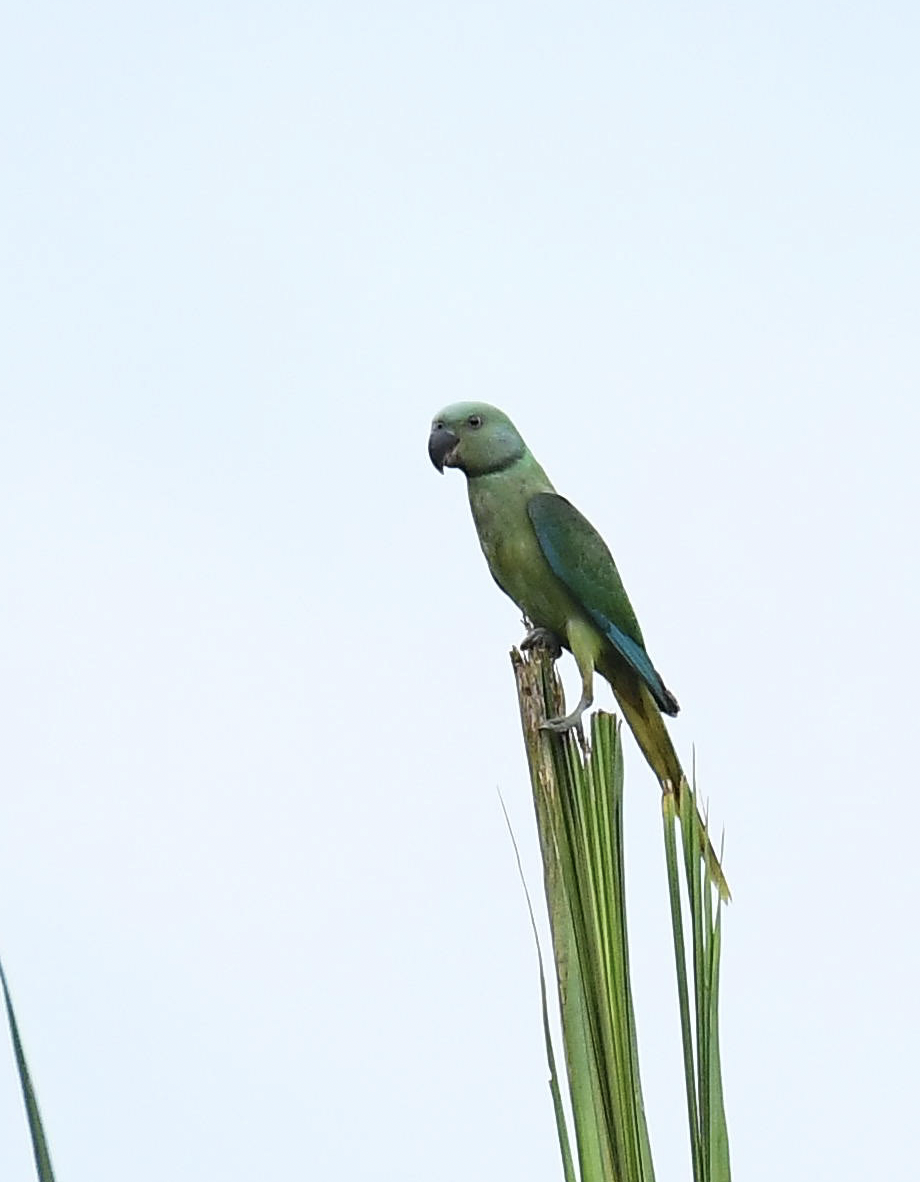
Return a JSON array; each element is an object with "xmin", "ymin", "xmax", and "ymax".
[{"xmin": 603, "ymin": 662, "xmax": 731, "ymax": 901}]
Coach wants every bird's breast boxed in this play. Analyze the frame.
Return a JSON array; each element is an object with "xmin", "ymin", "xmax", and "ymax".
[{"xmin": 469, "ymin": 483, "xmax": 575, "ymax": 633}]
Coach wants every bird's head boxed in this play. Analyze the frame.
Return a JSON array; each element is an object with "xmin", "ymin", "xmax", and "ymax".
[{"xmin": 428, "ymin": 402, "xmax": 526, "ymax": 478}]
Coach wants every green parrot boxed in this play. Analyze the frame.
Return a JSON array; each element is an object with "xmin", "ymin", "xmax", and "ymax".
[{"xmin": 428, "ymin": 401, "xmax": 728, "ymax": 898}]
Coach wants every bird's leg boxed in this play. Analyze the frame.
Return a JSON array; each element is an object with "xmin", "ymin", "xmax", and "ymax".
[
  {"xmin": 540, "ymin": 658, "xmax": 593, "ymax": 732},
  {"xmin": 520, "ymin": 624, "xmax": 563, "ymax": 660},
  {"xmin": 540, "ymin": 682, "xmax": 593, "ymax": 732},
  {"xmin": 540, "ymin": 618, "xmax": 598, "ymax": 733}
]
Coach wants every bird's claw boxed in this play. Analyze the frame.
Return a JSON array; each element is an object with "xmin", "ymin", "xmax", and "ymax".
[{"xmin": 521, "ymin": 626, "xmax": 563, "ymax": 660}]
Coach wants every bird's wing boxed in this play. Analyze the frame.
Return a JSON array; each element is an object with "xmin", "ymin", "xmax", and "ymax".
[{"xmin": 527, "ymin": 492, "xmax": 679, "ymax": 715}]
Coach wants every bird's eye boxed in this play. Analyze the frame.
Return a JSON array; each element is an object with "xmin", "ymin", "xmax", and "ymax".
[
  {"xmin": 433, "ymin": 420, "xmax": 444, "ymax": 431},
  {"xmin": 468, "ymin": 414, "xmax": 483, "ymax": 429}
]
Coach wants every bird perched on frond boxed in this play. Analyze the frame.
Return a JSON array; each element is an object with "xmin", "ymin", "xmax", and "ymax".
[{"xmin": 428, "ymin": 401, "xmax": 729, "ymax": 900}]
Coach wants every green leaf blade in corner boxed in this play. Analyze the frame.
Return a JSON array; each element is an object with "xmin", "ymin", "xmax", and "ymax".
[
  {"xmin": 664, "ymin": 780, "xmax": 732, "ymax": 1182},
  {"xmin": 1, "ymin": 958, "xmax": 56, "ymax": 1182}
]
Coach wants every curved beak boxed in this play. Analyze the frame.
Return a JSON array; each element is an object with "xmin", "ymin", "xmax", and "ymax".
[{"xmin": 428, "ymin": 425, "xmax": 460, "ymax": 474}]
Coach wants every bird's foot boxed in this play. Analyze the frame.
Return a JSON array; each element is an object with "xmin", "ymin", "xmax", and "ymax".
[
  {"xmin": 540, "ymin": 685, "xmax": 592, "ymax": 738},
  {"xmin": 521, "ymin": 626, "xmax": 563, "ymax": 660},
  {"xmin": 540, "ymin": 711, "xmax": 583, "ymax": 733},
  {"xmin": 540, "ymin": 709, "xmax": 590, "ymax": 756}
]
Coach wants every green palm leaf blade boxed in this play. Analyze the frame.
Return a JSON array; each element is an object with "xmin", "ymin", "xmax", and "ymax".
[
  {"xmin": 706, "ymin": 913, "xmax": 731, "ymax": 1182},
  {"xmin": 1, "ymin": 958, "xmax": 56, "ymax": 1182},
  {"xmin": 500, "ymin": 793, "xmax": 578, "ymax": 1182},
  {"xmin": 665, "ymin": 781, "xmax": 732, "ymax": 1182}
]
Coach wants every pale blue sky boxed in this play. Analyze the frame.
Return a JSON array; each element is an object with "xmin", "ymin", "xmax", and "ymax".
[{"xmin": 2, "ymin": 3, "xmax": 918, "ymax": 1179}]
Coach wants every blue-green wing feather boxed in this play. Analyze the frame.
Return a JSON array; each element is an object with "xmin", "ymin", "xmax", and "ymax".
[{"xmin": 527, "ymin": 493, "xmax": 679, "ymax": 715}]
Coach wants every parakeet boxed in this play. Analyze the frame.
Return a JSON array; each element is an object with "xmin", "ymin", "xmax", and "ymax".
[{"xmin": 428, "ymin": 401, "xmax": 728, "ymax": 898}]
